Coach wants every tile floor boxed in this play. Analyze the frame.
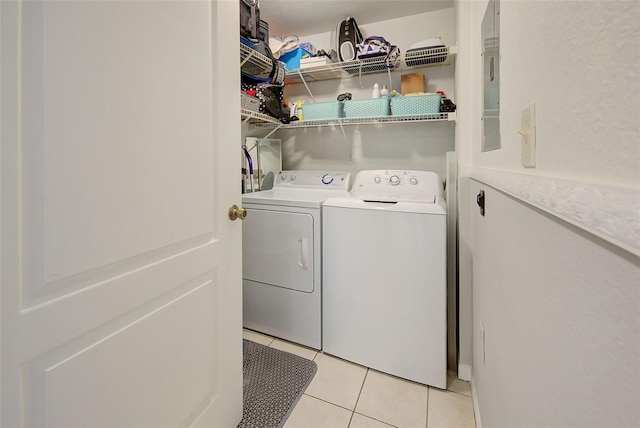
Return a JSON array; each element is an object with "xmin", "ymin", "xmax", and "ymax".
[{"xmin": 243, "ymin": 329, "xmax": 476, "ymax": 428}]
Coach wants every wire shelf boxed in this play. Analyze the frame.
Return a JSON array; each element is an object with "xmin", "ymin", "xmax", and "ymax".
[
  {"xmin": 240, "ymin": 43, "xmax": 273, "ymax": 78},
  {"xmin": 251, "ymin": 112, "xmax": 456, "ymax": 129},
  {"xmin": 399, "ymin": 46, "xmax": 451, "ymax": 70},
  {"xmin": 241, "ymin": 109, "xmax": 282, "ymax": 125},
  {"xmin": 285, "ymin": 45, "xmax": 453, "ymax": 84},
  {"xmin": 241, "ymin": 44, "xmax": 456, "ymax": 128}
]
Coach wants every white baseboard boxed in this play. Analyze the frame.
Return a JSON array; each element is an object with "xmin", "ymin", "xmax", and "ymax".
[
  {"xmin": 471, "ymin": 376, "xmax": 482, "ymax": 428},
  {"xmin": 458, "ymin": 363, "xmax": 472, "ymax": 381}
]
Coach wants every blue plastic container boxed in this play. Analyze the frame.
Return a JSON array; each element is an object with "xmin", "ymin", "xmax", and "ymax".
[
  {"xmin": 280, "ymin": 47, "xmax": 313, "ymax": 70},
  {"xmin": 302, "ymin": 101, "xmax": 344, "ymax": 121},
  {"xmin": 343, "ymin": 98, "xmax": 391, "ymax": 119},
  {"xmin": 391, "ymin": 94, "xmax": 442, "ymax": 116}
]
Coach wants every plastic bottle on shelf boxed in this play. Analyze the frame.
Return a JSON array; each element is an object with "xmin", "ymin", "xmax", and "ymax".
[
  {"xmin": 371, "ymin": 83, "xmax": 380, "ymax": 99},
  {"xmin": 296, "ymin": 100, "xmax": 304, "ymax": 120},
  {"xmin": 380, "ymin": 84, "xmax": 389, "ymax": 97}
]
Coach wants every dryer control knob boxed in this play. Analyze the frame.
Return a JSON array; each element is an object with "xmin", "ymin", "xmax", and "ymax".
[
  {"xmin": 322, "ymin": 174, "xmax": 334, "ymax": 185},
  {"xmin": 374, "ymin": 176, "xmax": 381, "ymax": 184},
  {"xmin": 410, "ymin": 177, "xmax": 418, "ymax": 185},
  {"xmin": 280, "ymin": 174, "xmax": 287, "ymax": 181},
  {"xmin": 389, "ymin": 175, "xmax": 401, "ymax": 186},
  {"xmin": 290, "ymin": 175, "xmax": 296, "ymax": 181}
]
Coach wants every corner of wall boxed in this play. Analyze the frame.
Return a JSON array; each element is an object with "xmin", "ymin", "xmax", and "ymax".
[{"xmin": 470, "ymin": 375, "xmax": 482, "ymax": 428}]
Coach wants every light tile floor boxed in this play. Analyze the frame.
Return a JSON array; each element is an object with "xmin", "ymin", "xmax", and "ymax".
[{"xmin": 243, "ymin": 329, "xmax": 476, "ymax": 428}]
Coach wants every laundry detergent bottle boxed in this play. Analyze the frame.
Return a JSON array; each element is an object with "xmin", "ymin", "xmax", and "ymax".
[{"xmin": 372, "ymin": 83, "xmax": 380, "ymax": 98}]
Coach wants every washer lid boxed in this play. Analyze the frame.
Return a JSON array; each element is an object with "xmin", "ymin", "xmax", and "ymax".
[
  {"xmin": 243, "ymin": 188, "xmax": 349, "ymax": 209},
  {"xmin": 349, "ymin": 191, "xmax": 437, "ymax": 204},
  {"xmin": 323, "ymin": 196, "xmax": 446, "ymax": 215}
]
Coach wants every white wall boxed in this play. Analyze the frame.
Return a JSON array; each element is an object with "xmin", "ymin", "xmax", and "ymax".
[
  {"xmin": 480, "ymin": 1, "xmax": 639, "ymax": 187},
  {"xmin": 456, "ymin": 0, "xmax": 639, "ymax": 184},
  {"xmin": 278, "ymin": 123, "xmax": 455, "ymax": 179},
  {"xmin": 470, "ymin": 180, "xmax": 639, "ymax": 427},
  {"xmin": 455, "ymin": 0, "xmax": 640, "ymax": 425}
]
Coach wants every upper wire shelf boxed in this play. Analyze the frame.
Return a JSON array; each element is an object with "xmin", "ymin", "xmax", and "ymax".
[{"xmin": 285, "ymin": 45, "xmax": 454, "ymax": 84}]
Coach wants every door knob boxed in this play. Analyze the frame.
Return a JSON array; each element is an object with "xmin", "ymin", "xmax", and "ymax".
[{"xmin": 228, "ymin": 204, "xmax": 247, "ymax": 221}]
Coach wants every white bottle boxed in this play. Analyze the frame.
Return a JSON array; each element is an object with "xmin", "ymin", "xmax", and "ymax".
[
  {"xmin": 380, "ymin": 84, "xmax": 389, "ymax": 97},
  {"xmin": 372, "ymin": 83, "xmax": 380, "ymax": 99}
]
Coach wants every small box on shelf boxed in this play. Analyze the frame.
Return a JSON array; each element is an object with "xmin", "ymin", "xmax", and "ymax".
[
  {"xmin": 280, "ymin": 47, "xmax": 313, "ymax": 71},
  {"xmin": 401, "ymin": 72, "xmax": 425, "ymax": 95}
]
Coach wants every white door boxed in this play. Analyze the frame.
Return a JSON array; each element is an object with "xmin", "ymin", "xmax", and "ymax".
[{"xmin": 0, "ymin": 1, "xmax": 242, "ymax": 427}]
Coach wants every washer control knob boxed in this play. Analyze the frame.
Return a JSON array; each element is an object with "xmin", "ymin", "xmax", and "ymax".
[
  {"xmin": 389, "ymin": 175, "xmax": 401, "ymax": 186},
  {"xmin": 410, "ymin": 177, "xmax": 418, "ymax": 185},
  {"xmin": 374, "ymin": 176, "xmax": 381, "ymax": 184},
  {"xmin": 290, "ymin": 174, "xmax": 296, "ymax": 181},
  {"xmin": 280, "ymin": 174, "xmax": 287, "ymax": 181},
  {"xmin": 322, "ymin": 174, "xmax": 334, "ymax": 185}
]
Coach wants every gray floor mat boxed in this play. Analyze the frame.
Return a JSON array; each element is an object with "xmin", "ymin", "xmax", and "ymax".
[{"xmin": 238, "ymin": 339, "xmax": 318, "ymax": 428}]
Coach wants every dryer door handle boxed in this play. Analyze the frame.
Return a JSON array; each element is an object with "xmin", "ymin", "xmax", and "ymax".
[{"xmin": 298, "ymin": 238, "xmax": 309, "ymax": 270}]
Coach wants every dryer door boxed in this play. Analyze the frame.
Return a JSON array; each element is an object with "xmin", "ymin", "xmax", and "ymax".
[{"xmin": 242, "ymin": 208, "xmax": 314, "ymax": 292}]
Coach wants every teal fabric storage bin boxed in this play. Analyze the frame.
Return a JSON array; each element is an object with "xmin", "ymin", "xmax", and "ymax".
[
  {"xmin": 343, "ymin": 98, "xmax": 390, "ymax": 119},
  {"xmin": 301, "ymin": 101, "xmax": 344, "ymax": 121},
  {"xmin": 391, "ymin": 94, "xmax": 442, "ymax": 116},
  {"xmin": 280, "ymin": 48, "xmax": 312, "ymax": 70}
]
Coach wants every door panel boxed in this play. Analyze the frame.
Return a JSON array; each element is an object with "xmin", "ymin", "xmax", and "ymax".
[
  {"xmin": 21, "ymin": 0, "xmax": 214, "ymax": 299},
  {"xmin": 243, "ymin": 209, "xmax": 315, "ymax": 292},
  {"xmin": 1, "ymin": 1, "xmax": 242, "ymax": 427},
  {"xmin": 26, "ymin": 278, "xmax": 218, "ymax": 428}
]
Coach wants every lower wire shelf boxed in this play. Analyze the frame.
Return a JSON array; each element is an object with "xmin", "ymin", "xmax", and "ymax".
[
  {"xmin": 250, "ymin": 112, "xmax": 456, "ymax": 129},
  {"xmin": 241, "ymin": 109, "xmax": 282, "ymax": 125}
]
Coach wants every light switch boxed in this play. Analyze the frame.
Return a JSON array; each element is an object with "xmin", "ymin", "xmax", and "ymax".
[{"xmin": 519, "ymin": 103, "xmax": 536, "ymax": 167}]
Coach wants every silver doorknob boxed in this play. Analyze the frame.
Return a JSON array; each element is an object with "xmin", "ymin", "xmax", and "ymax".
[{"xmin": 228, "ymin": 204, "xmax": 247, "ymax": 221}]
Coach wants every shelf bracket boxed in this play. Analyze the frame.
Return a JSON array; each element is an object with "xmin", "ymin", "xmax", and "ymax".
[
  {"xmin": 258, "ymin": 124, "xmax": 283, "ymax": 187},
  {"xmin": 241, "ymin": 115, "xmax": 252, "ymax": 127},
  {"xmin": 297, "ymin": 70, "xmax": 316, "ymax": 103},
  {"xmin": 336, "ymin": 120, "xmax": 352, "ymax": 160},
  {"xmin": 259, "ymin": 124, "xmax": 283, "ymax": 143}
]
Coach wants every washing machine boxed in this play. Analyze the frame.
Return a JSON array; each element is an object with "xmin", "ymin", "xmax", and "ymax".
[
  {"xmin": 242, "ymin": 170, "xmax": 350, "ymax": 350},
  {"xmin": 322, "ymin": 170, "xmax": 447, "ymax": 388}
]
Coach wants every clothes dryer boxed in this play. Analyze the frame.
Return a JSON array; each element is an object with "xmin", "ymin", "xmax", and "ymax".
[
  {"xmin": 322, "ymin": 170, "xmax": 447, "ymax": 387},
  {"xmin": 242, "ymin": 170, "xmax": 350, "ymax": 349}
]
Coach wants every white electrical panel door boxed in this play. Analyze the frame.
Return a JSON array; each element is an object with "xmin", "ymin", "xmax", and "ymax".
[{"xmin": 243, "ymin": 208, "xmax": 315, "ymax": 293}]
